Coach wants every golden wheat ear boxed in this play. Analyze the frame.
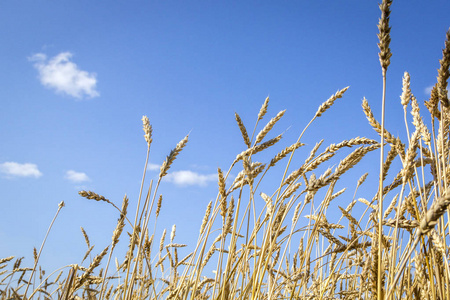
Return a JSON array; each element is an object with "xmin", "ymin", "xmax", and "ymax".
[
  {"xmin": 159, "ymin": 134, "xmax": 189, "ymax": 178},
  {"xmin": 437, "ymin": 29, "xmax": 450, "ymax": 107}
]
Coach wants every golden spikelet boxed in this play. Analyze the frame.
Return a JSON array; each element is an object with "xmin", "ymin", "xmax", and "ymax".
[
  {"xmin": 165, "ymin": 243, "xmax": 187, "ymax": 249},
  {"xmin": 362, "ymin": 97, "xmax": 404, "ymax": 153},
  {"xmin": 112, "ymin": 195, "xmax": 128, "ymax": 246},
  {"xmin": 200, "ymin": 201, "xmax": 212, "ymax": 235},
  {"xmin": 437, "ymin": 29, "xmax": 450, "ymax": 107},
  {"xmin": 224, "ymin": 196, "xmax": 235, "ymax": 234},
  {"xmin": 170, "ymin": 224, "xmax": 176, "ymax": 243},
  {"xmin": 314, "ymin": 86, "xmax": 349, "ymax": 118},
  {"xmin": 282, "ymin": 182, "xmax": 301, "ymax": 200},
  {"xmin": 325, "ymin": 137, "xmax": 378, "ymax": 153},
  {"xmin": 291, "ymin": 202, "xmax": 302, "ymax": 225},
  {"xmin": 142, "ymin": 115, "xmax": 153, "ymax": 145},
  {"xmin": 383, "ymin": 194, "xmax": 398, "ymax": 219},
  {"xmin": 235, "ymin": 112, "xmax": 251, "ymax": 148},
  {"xmin": 381, "ymin": 145, "xmax": 398, "ymax": 182},
  {"xmin": 155, "ymin": 194, "xmax": 163, "ymax": 218},
  {"xmin": 377, "ymin": 0, "xmax": 393, "ymax": 73},
  {"xmin": 258, "ymin": 96, "xmax": 270, "ymax": 121},
  {"xmin": 254, "ymin": 110, "xmax": 285, "ymax": 145},
  {"xmin": 159, "ymin": 229, "xmax": 166, "ymax": 253},
  {"xmin": 217, "ymin": 167, "xmax": 226, "ymax": 199},
  {"xmin": 357, "ymin": 172, "xmax": 369, "ymax": 187},
  {"xmin": 234, "ymin": 134, "xmax": 283, "ymax": 164},
  {"xmin": 269, "ymin": 142, "xmax": 304, "ymax": 168},
  {"xmin": 425, "ymin": 85, "xmax": 441, "ymax": 119},
  {"xmin": 261, "ymin": 192, "xmax": 273, "ymax": 218},
  {"xmin": 0, "ymin": 256, "xmax": 14, "ymax": 265},
  {"xmin": 418, "ymin": 190, "xmax": 450, "ymax": 235},
  {"xmin": 400, "ymin": 72, "xmax": 411, "ymax": 106},
  {"xmin": 382, "ymin": 218, "xmax": 418, "ymax": 230},
  {"xmin": 80, "ymin": 227, "xmax": 90, "ymax": 248},
  {"xmin": 160, "ymin": 134, "xmax": 189, "ymax": 178},
  {"xmin": 76, "ymin": 246, "xmax": 109, "ymax": 289},
  {"xmin": 79, "ymin": 190, "xmax": 111, "ymax": 204},
  {"xmin": 338, "ymin": 206, "xmax": 360, "ymax": 228}
]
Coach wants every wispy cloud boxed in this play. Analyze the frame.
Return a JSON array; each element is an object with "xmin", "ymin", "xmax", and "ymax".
[
  {"xmin": 65, "ymin": 170, "xmax": 90, "ymax": 183},
  {"xmin": 29, "ymin": 52, "xmax": 99, "ymax": 99},
  {"xmin": 425, "ymin": 85, "xmax": 433, "ymax": 95},
  {"xmin": 147, "ymin": 163, "xmax": 160, "ymax": 171},
  {"xmin": 0, "ymin": 162, "xmax": 43, "ymax": 178},
  {"xmin": 164, "ymin": 170, "xmax": 217, "ymax": 187}
]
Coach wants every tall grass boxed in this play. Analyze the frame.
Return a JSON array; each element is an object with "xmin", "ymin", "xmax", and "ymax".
[{"xmin": 2, "ymin": 1, "xmax": 450, "ymax": 299}]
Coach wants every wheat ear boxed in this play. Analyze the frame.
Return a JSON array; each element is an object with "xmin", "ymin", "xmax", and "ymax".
[
  {"xmin": 437, "ymin": 29, "xmax": 450, "ymax": 107},
  {"xmin": 388, "ymin": 190, "xmax": 450, "ymax": 298},
  {"xmin": 314, "ymin": 87, "xmax": 349, "ymax": 118},
  {"xmin": 159, "ymin": 134, "xmax": 189, "ymax": 178},
  {"xmin": 254, "ymin": 110, "xmax": 285, "ymax": 145}
]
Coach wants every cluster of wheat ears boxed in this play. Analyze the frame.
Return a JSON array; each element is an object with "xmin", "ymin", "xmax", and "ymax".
[{"xmin": 2, "ymin": 1, "xmax": 450, "ymax": 299}]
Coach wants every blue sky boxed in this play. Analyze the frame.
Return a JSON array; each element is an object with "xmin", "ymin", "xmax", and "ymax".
[{"xmin": 1, "ymin": 1, "xmax": 450, "ymax": 272}]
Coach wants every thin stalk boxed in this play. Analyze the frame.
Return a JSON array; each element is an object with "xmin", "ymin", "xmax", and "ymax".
[
  {"xmin": 122, "ymin": 144, "xmax": 151, "ymax": 299},
  {"xmin": 377, "ymin": 70, "xmax": 386, "ymax": 300},
  {"xmin": 23, "ymin": 201, "xmax": 65, "ymax": 299}
]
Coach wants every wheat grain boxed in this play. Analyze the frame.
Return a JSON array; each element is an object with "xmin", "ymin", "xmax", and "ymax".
[
  {"xmin": 357, "ymin": 198, "xmax": 376, "ymax": 210},
  {"xmin": 437, "ymin": 29, "xmax": 450, "ymax": 107},
  {"xmin": 400, "ymin": 72, "xmax": 411, "ymax": 106},
  {"xmin": 382, "ymin": 218, "xmax": 418, "ymax": 229},
  {"xmin": 254, "ymin": 110, "xmax": 285, "ymax": 145},
  {"xmin": 142, "ymin": 115, "xmax": 153, "ymax": 145},
  {"xmin": 76, "ymin": 246, "xmax": 109, "ymax": 289},
  {"xmin": 269, "ymin": 142, "xmax": 304, "ymax": 168},
  {"xmin": 377, "ymin": 0, "xmax": 392, "ymax": 73},
  {"xmin": 159, "ymin": 229, "xmax": 166, "ymax": 253},
  {"xmin": 170, "ymin": 224, "xmax": 176, "ymax": 243},
  {"xmin": 282, "ymin": 182, "xmax": 302, "ymax": 200},
  {"xmin": 314, "ymin": 87, "xmax": 349, "ymax": 118},
  {"xmin": 383, "ymin": 194, "xmax": 398, "ymax": 219},
  {"xmin": 362, "ymin": 98, "xmax": 404, "ymax": 155},
  {"xmin": 159, "ymin": 134, "xmax": 189, "ymax": 178},
  {"xmin": 156, "ymin": 194, "xmax": 163, "ymax": 218},
  {"xmin": 200, "ymin": 201, "xmax": 212, "ymax": 235},
  {"xmin": 425, "ymin": 85, "xmax": 441, "ymax": 119},
  {"xmin": 338, "ymin": 206, "xmax": 360, "ymax": 228},
  {"xmin": 79, "ymin": 190, "xmax": 114, "ymax": 206},
  {"xmin": 418, "ymin": 190, "xmax": 450, "ymax": 235},
  {"xmin": 257, "ymin": 96, "xmax": 270, "ymax": 122},
  {"xmin": 80, "ymin": 227, "xmax": 90, "ymax": 248},
  {"xmin": 235, "ymin": 112, "xmax": 251, "ymax": 148},
  {"xmin": 234, "ymin": 133, "xmax": 283, "ymax": 164},
  {"xmin": 112, "ymin": 195, "xmax": 128, "ymax": 246}
]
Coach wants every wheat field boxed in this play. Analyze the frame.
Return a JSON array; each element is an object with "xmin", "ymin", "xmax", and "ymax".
[{"xmin": 2, "ymin": 1, "xmax": 450, "ymax": 299}]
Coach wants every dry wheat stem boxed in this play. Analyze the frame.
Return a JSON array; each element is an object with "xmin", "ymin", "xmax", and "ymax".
[
  {"xmin": 376, "ymin": 3, "xmax": 392, "ymax": 297},
  {"xmin": 23, "ymin": 201, "xmax": 65, "ymax": 299},
  {"xmin": 388, "ymin": 190, "xmax": 450, "ymax": 298},
  {"xmin": 99, "ymin": 195, "xmax": 129, "ymax": 299},
  {"xmin": 279, "ymin": 88, "xmax": 349, "ymax": 203}
]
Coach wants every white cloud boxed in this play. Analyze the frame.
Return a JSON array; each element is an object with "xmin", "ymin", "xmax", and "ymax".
[
  {"xmin": 29, "ymin": 52, "xmax": 99, "ymax": 99},
  {"xmin": 0, "ymin": 162, "xmax": 42, "ymax": 178},
  {"xmin": 65, "ymin": 170, "xmax": 90, "ymax": 183},
  {"xmin": 147, "ymin": 163, "xmax": 160, "ymax": 171},
  {"xmin": 164, "ymin": 170, "xmax": 217, "ymax": 187},
  {"xmin": 425, "ymin": 86, "xmax": 433, "ymax": 95}
]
